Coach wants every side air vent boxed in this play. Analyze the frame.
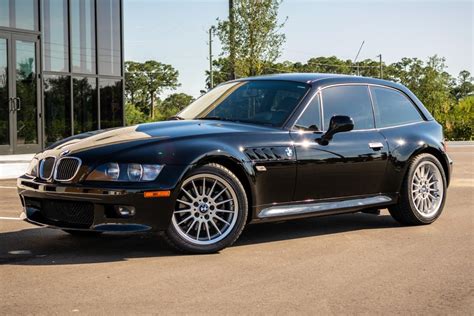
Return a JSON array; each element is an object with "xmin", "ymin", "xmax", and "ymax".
[{"xmin": 244, "ymin": 147, "xmax": 294, "ymax": 162}]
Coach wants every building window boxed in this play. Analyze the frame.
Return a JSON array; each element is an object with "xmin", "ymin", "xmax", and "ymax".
[
  {"xmin": 42, "ymin": 0, "xmax": 69, "ymax": 72},
  {"xmin": 0, "ymin": 0, "xmax": 38, "ymax": 30},
  {"xmin": 71, "ymin": 0, "xmax": 96, "ymax": 74},
  {"xmin": 97, "ymin": 0, "xmax": 122, "ymax": 76},
  {"xmin": 44, "ymin": 75, "xmax": 71, "ymax": 144},
  {"xmin": 73, "ymin": 77, "xmax": 97, "ymax": 134},
  {"xmin": 100, "ymin": 79, "xmax": 122, "ymax": 129}
]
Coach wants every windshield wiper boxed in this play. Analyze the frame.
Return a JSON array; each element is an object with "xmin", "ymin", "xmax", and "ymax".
[
  {"xmin": 198, "ymin": 116, "xmax": 238, "ymax": 122},
  {"xmin": 168, "ymin": 115, "xmax": 185, "ymax": 120},
  {"xmin": 198, "ymin": 116, "xmax": 276, "ymax": 127}
]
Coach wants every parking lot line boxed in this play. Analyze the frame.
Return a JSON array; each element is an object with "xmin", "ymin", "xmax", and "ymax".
[
  {"xmin": 0, "ymin": 216, "xmax": 22, "ymax": 221},
  {"xmin": 0, "ymin": 186, "xmax": 16, "ymax": 189}
]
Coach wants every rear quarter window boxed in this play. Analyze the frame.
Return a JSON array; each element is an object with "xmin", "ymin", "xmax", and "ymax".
[{"xmin": 370, "ymin": 86, "xmax": 423, "ymax": 128}]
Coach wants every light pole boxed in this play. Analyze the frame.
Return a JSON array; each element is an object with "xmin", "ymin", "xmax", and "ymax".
[
  {"xmin": 229, "ymin": 0, "xmax": 236, "ymax": 80},
  {"xmin": 209, "ymin": 26, "xmax": 215, "ymax": 89},
  {"xmin": 353, "ymin": 40, "xmax": 365, "ymax": 76},
  {"xmin": 376, "ymin": 54, "xmax": 383, "ymax": 79}
]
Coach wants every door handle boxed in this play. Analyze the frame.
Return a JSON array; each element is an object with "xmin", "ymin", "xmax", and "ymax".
[
  {"xmin": 369, "ymin": 142, "xmax": 384, "ymax": 150},
  {"xmin": 15, "ymin": 97, "xmax": 21, "ymax": 111}
]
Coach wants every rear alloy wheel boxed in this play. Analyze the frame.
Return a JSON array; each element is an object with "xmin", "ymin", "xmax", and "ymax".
[
  {"xmin": 164, "ymin": 163, "xmax": 248, "ymax": 253},
  {"xmin": 389, "ymin": 153, "xmax": 447, "ymax": 225}
]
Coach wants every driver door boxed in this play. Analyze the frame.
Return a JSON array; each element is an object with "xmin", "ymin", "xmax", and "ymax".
[{"xmin": 291, "ymin": 86, "xmax": 388, "ymax": 201}]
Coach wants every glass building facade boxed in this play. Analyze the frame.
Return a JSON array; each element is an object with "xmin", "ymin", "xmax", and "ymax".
[{"xmin": 0, "ymin": 0, "xmax": 124, "ymax": 154}]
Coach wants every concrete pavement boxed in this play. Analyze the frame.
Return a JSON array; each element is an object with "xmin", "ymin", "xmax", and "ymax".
[{"xmin": 0, "ymin": 146, "xmax": 472, "ymax": 314}]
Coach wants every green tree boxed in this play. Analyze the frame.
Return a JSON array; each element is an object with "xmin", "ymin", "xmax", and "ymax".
[
  {"xmin": 205, "ymin": 57, "xmax": 234, "ymax": 88},
  {"xmin": 386, "ymin": 56, "xmax": 454, "ymax": 121},
  {"xmin": 125, "ymin": 61, "xmax": 146, "ymax": 105},
  {"xmin": 216, "ymin": 0, "xmax": 286, "ymax": 78},
  {"xmin": 154, "ymin": 93, "xmax": 194, "ymax": 121},
  {"xmin": 125, "ymin": 102, "xmax": 150, "ymax": 126},
  {"xmin": 452, "ymin": 70, "xmax": 473, "ymax": 100},
  {"xmin": 124, "ymin": 60, "xmax": 180, "ymax": 118}
]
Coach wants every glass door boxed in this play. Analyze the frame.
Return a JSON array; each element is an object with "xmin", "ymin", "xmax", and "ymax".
[
  {"xmin": 12, "ymin": 34, "xmax": 41, "ymax": 153},
  {"xmin": 0, "ymin": 33, "xmax": 12, "ymax": 154},
  {"xmin": 0, "ymin": 32, "xmax": 41, "ymax": 154}
]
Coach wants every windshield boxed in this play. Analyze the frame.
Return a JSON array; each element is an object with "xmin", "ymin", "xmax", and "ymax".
[{"xmin": 177, "ymin": 80, "xmax": 310, "ymax": 127}]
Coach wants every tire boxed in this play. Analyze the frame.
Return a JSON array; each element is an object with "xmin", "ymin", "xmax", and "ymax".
[
  {"xmin": 62, "ymin": 230, "xmax": 103, "ymax": 237},
  {"xmin": 389, "ymin": 153, "xmax": 447, "ymax": 225},
  {"xmin": 164, "ymin": 163, "xmax": 248, "ymax": 253}
]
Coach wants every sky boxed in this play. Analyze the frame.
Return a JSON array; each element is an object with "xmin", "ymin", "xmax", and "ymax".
[{"xmin": 124, "ymin": 0, "xmax": 473, "ymax": 98}]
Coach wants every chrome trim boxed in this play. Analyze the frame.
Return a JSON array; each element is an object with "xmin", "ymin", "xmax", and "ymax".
[
  {"xmin": 291, "ymin": 82, "xmax": 425, "ymax": 133},
  {"xmin": 369, "ymin": 142, "xmax": 384, "ymax": 149},
  {"xmin": 376, "ymin": 120, "xmax": 425, "ymax": 131},
  {"xmin": 39, "ymin": 156, "xmax": 57, "ymax": 180},
  {"xmin": 53, "ymin": 157, "xmax": 82, "ymax": 182},
  {"xmin": 258, "ymin": 195, "xmax": 393, "ymax": 218}
]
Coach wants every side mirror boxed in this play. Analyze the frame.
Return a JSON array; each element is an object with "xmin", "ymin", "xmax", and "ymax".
[{"xmin": 318, "ymin": 115, "xmax": 354, "ymax": 145}]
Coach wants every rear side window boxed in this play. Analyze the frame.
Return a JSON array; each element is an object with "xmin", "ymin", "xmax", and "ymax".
[
  {"xmin": 294, "ymin": 93, "xmax": 321, "ymax": 131},
  {"xmin": 370, "ymin": 86, "xmax": 423, "ymax": 128},
  {"xmin": 321, "ymin": 85, "xmax": 374, "ymax": 130}
]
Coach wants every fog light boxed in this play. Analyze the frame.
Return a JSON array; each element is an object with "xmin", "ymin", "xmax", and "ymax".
[{"xmin": 115, "ymin": 206, "xmax": 136, "ymax": 217}]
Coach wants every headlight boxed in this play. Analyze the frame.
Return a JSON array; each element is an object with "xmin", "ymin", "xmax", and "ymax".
[
  {"xmin": 86, "ymin": 163, "xmax": 163, "ymax": 182},
  {"xmin": 26, "ymin": 158, "xmax": 39, "ymax": 177}
]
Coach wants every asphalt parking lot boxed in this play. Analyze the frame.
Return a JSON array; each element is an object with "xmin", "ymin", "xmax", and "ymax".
[{"xmin": 0, "ymin": 145, "xmax": 473, "ymax": 315}]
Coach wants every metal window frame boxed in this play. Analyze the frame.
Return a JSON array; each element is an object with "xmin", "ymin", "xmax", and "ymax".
[{"xmin": 40, "ymin": 0, "xmax": 124, "ymax": 149}]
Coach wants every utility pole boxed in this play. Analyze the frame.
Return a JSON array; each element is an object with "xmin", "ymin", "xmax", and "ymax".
[
  {"xmin": 209, "ymin": 26, "xmax": 214, "ymax": 89},
  {"xmin": 377, "ymin": 54, "xmax": 383, "ymax": 79},
  {"xmin": 229, "ymin": 0, "xmax": 236, "ymax": 80},
  {"xmin": 353, "ymin": 40, "xmax": 365, "ymax": 76}
]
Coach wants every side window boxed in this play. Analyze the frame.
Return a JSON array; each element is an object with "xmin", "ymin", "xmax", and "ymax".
[
  {"xmin": 294, "ymin": 93, "xmax": 321, "ymax": 131},
  {"xmin": 370, "ymin": 86, "xmax": 423, "ymax": 128},
  {"xmin": 322, "ymin": 85, "xmax": 374, "ymax": 130}
]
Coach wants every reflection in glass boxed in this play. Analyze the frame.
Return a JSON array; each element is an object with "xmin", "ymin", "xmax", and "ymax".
[
  {"xmin": 0, "ymin": 39, "xmax": 8, "ymax": 145},
  {"xmin": 73, "ymin": 77, "xmax": 97, "ymax": 134},
  {"xmin": 71, "ymin": 0, "xmax": 96, "ymax": 74},
  {"xmin": 42, "ymin": 0, "xmax": 69, "ymax": 72},
  {"xmin": 97, "ymin": 0, "xmax": 121, "ymax": 76},
  {"xmin": 100, "ymin": 79, "xmax": 123, "ymax": 129},
  {"xmin": 44, "ymin": 75, "xmax": 71, "ymax": 144},
  {"xmin": 0, "ymin": 0, "xmax": 38, "ymax": 30},
  {"xmin": 0, "ymin": 0, "xmax": 9, "ymax": 27},
  {"xmin": 14, "ymin": 0, "xmax": 38, "ymax": 30},
  {"xmin": 16, "ymin": 40, "xmax": 38, "ymax": 145}
]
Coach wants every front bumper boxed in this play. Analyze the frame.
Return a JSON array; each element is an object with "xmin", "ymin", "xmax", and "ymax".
[{"xmin": 17, "ymin": 175, "xmax": 176, "ymax": 232}]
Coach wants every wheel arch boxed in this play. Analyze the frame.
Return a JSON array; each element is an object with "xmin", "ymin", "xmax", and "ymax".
[
  {"xmin": 192, "ymin": 155, "xmax": 256, "ymax": 223},
  {"xmin": 408, "ymin": 146, "xmax": 451, "ymax": 187}
]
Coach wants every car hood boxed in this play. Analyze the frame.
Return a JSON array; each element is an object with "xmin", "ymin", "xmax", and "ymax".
[{"xmin": 47, "ymin": 120, "xmax": 277, "ymax": 155}]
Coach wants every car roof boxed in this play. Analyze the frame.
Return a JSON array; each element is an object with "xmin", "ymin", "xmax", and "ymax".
[
  {"xmin": 236, "ymin": 72, "xmax": 399, "ymax": 87},
  {"xmin": 235, "ymin": 73, "xmax": 346, "ymax": 83},
  {"xmin": 233, "ymin": 72, "xmax": 434, "ymax": 121}
]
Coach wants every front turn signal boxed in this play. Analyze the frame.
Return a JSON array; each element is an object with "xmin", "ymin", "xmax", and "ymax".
[{"xmin": 144, "ymin": 190, "xmax": 171, "ymax": 198}]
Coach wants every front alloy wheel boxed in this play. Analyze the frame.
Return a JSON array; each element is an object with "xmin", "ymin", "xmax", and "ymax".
[{"xmin": 164, "ymin": 163, "xmax": 248, "ymax": 253}]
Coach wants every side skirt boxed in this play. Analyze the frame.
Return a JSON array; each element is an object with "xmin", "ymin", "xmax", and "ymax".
[{"xmin": 257, "ymin": 194, "xmax": 394, "ymax": 220}]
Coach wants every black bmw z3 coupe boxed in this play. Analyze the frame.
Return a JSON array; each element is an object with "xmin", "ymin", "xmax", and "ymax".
[{"xmin": 18, "ymin": 73, "xmax": 453, "ymax": 253}]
